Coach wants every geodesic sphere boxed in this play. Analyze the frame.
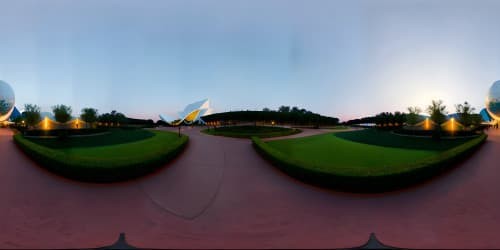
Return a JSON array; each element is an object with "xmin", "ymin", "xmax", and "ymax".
[
  {"xmin": 486, "ymin": 80, "xmax": 500, "ymax": 121},
  {"xmin": 0, "ymin": 80, "xmax": 15, "ymax": 122}
]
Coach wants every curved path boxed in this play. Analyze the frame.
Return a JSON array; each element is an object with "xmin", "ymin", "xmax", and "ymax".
[{"xmin": 0, "ymin": 127, "xmax": 500, "ymax": 248}]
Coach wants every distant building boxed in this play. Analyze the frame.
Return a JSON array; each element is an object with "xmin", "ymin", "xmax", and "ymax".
[
  {"xmin": 8, "ymin": 107, "xmax": 21, "ymax": 121},
  {"xmin": 160, "ymin": 99, "xmax": 214, "ymax": 125}
]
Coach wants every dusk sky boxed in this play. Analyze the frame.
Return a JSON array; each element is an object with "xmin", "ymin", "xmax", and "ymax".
[{"xmin": 1, "ymin": 0, "xmax": 499, "ymax": 121}]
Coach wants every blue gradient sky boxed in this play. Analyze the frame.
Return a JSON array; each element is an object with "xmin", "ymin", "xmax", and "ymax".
[{"xmin": 1, "ymin": 0, "xmax": 499, "ymax": 121}]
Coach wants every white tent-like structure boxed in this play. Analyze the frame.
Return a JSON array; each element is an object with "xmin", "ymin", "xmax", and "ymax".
[{"xmin": 160, "ymin": 99, "xmax": 214, "ymax": 125}]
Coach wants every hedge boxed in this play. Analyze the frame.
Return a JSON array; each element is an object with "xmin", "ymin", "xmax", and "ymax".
[
  {"xmin": 14, "ymin": 131, "xmax": 188, "ymax": 183},
  {"xmin": 252, "ymin": 134, "xmax": 487, "ymax": 193}
]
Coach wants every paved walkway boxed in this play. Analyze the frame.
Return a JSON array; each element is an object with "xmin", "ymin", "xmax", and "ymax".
[
  {"xmin": 0, "ymin": 127, "xmax": 500, "ymax": 248},
  {"xmin": 263, "ymin": 127, "xmax": 360, "ymax": 141}
]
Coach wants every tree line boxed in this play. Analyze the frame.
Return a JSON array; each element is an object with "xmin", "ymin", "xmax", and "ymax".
[
  {"xmin": 345, "ymin": 100, "xmax": 483, "ymax": 131},
  {"xmin": 202, "ymin": 106, "xmax": 339, "ymax": 126},
  {"xmin": 12, "ymin": 104, "xmax": 154, "ymax": 129}
]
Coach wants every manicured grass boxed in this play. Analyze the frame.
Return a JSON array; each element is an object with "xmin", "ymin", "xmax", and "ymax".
[
  {"xmin": 23, "ymin": 128, "xmax": 108, "ymax": 137},
  {"xmin": 26, "ymin": 129, "xmax": 154, "ymax": 148},
  {"xmin": 14, "ymin": 129, "xmax": 188, "ymax": 182},
  {"xmin": 334, "ymin": 129, "xmax": 473, "ymax": 151},
  {"xmin": 328, "ymin": 125, "xmax": 351, "ymax": 130},
  {"xmin": 266, "ymin": 133, "xmax": 438, "ymax": 176},
  {"xmin": 201, "ymin": 125, "xmax": 301, "ymax": 138},
  {"xmin": 253, "ymin": 129, "xmax": 487, "ymax": 192}
]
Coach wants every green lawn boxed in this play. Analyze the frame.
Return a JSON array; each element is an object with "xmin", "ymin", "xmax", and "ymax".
[
  {"xmin": 14, "ymin": 129, "xmax": 188, "ymax": 182},
  {"xmin": 262, "ymin": 129, "xmax": 484, "ymax": 176},
  {"xmin": 201, "ymin": 125, "xmax": 301, "ymax": 138},
  {"xmin": 328, "ymin": 125, "xmax": 351, "ymax": 130},
  {"xmin": 335, "ymin": 129, "xmax": 473, "ymax": 151},
  {"xmin": 43, "ymin": 130, "xmax": 184, "ymax": 163},
  {"xmin": 26, "ymin": 129, "xmax": 155, "ymax": 149},
  {"xmin": 254, "ymin": 129, "xmax": 486, "ymax": 191}
]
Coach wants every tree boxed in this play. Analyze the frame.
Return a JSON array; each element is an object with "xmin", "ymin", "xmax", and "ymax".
[
  {"xmin": 471, "ymin": 114, "xmax": 483, "ymax": 129},
  {"xmin": 406, "ymin": 106, "xmax": 422, "ymax": 126},
  {"xmin": 427, "ymin": 100, "xmax": 447, "ymax": 139},
  {"xmin": 52, "ymin": 105, "xmax": 72, "ymax": 123},
  {"xmin": 427, "ymin": 100, "xmax": 447, "ymax": 124},
  {"xmin": 202, "ymin": 109, "xmax": 339, "ymax": 126},
  {"xmin": 98, "ymin": 110, "xmax": 127, "ymax": 126},
  {"xmin": 23, "ymin": 104, "xmax": 41, "ymax": 129},
  {"xmin": 112, "ymin": 111, "xmax": 127, "ymax": 125},
  {"xmin": 80, "ymin": 108, "xmax": 98, "ymax": 128},
  {"xmin": 278, "ymin": 106, "xmax": 290, "ymax": 113},
  {"xmin": 455, "ymin": 101, "xmax": 475, "ymax": 129},
  {"xmin": 394, "ymin": 111, "xmax": 406, "ymax": 125},
  {"xmin": 262, "ymin": 107, "xmax": 271, "ymax": 112},
  {"xmin": 11, "ymin": 115, "xmax": 23, "ymax": 126}
]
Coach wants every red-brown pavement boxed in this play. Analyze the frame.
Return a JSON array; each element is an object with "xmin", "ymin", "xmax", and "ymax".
[{"xmin": 0, "ymin": 127, "xmax": 499, "ymax": 248}]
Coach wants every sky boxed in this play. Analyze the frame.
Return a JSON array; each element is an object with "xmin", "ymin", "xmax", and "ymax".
[{"xmin": 0, "ymin": 0, "xmax": 499, "ymax": 122}]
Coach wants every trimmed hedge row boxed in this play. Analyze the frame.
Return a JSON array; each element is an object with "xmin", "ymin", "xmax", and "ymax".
[
  {"xmin": 14, "ymin": 131, "xmax": 188, "ymax": 183},
  {"xmin": 252, "ymin": 134, "xmax": 487, "ymax": 193}
]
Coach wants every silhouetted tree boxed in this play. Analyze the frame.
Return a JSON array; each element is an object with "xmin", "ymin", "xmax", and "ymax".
[
  {"xmin": 394, "ymin": 111, "xmax": 406, "ymax": 125},
  {"xmin": 23, "ymin": 104, "xmax": 41, "ymax": 129},
  {"xmin": 98, "ymin": 110, "xmax": 128, "ymax": 126},
  {"xmin": 202, "ymin": 108, "xmax": 339, "ymax": 126},
  {"xmin": 374, "ymin": 111, "xmax": 406, "ymax": 129},
  {"xmin": 427, "ymin": 100, "xmax": 447, "ymax": 124},
  {"xmin": 52, "ymin": 105, "xmax": 72, "ymax": 123},
  {"xmin": 278, "ymin": 106, "xmax": 290, "ymax": 113},
  {"xmin": 427, "ymin": 100, "xmax": 447, "ymax": 139},
  {"xmin": 471, "ymin": 114, "xmax": 483, "ymax": 129},
  {"xmin": 80, "ymin": 108, "xmax": 98, "ymax": 128},
  {"xmin": 456, "ymin": 101, "xmax": 475, "ymax": 129},
  {"xmin": 406, "ymin": 106, "xmax": 422, "ymax": 126}
]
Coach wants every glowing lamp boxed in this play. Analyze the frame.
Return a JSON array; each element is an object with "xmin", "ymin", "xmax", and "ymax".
[{"xmin": 44, "ymin": 117, "xmax": 49, "ymax": 130}]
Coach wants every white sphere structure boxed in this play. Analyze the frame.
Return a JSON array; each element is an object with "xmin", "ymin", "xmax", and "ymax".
[
  {"xmin": 0, "ymin": 80, "xmax": 15, "ymax": 122},
  {"xmin": 486, "ymin": 80, "xmax": 500, "ymax": 121}
]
